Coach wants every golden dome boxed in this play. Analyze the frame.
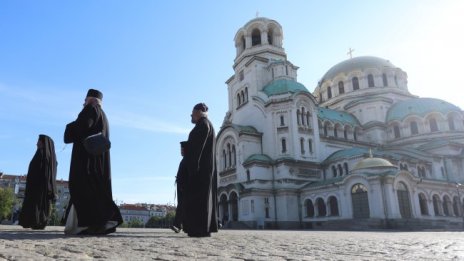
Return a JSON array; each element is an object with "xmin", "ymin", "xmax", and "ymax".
[{"xmin": 352, "ymin": 150, "xmax": 394, "ymax": 171}]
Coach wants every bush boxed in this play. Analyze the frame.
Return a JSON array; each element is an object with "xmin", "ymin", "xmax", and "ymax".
[{"xmin": 0, "ymin": 187, "xmax": 15, "ymax": 221}]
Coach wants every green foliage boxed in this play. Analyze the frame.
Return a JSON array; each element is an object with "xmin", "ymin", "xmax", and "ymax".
[
  {"xmin": 123, "ymin": 218, "xmax": 144, "ymax": 228},
  {"xmin": 47, "ymin": 203, "xmax": 60, "ymax": 226},
  {"xmin": 0, "ymin": 187, "xmax": 16, "ymax": 220},
  {"xmin": 145, "ymin": 211, "xmax": 175, "ymax": 228}
]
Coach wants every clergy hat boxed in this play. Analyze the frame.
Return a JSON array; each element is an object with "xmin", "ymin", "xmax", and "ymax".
[
  {"xmin": 86, "ymin": 89, "xmax": 103, "ymax": 100},
  {"xmin": 193, "ymin": 102, "xmax": 208, "ymax": 112}
]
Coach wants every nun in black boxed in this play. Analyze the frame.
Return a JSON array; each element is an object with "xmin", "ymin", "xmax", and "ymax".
[{"xmin": 19, "ymin": 134, "xmax": 57, "ymax": 229}]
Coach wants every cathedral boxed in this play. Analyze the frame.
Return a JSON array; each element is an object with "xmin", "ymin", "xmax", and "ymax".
[{"xmin": 216, "ymin": 17, "xmax": 464, "ymax": 230}]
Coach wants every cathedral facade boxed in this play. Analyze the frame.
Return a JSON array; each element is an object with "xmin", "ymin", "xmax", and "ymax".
[{"xmin": 216, "ymin": 17, "xmax": 464, "ymax": 230}]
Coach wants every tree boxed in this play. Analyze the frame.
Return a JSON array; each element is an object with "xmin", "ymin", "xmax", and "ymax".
[
  {"xmin": 145, "ymin": 216, "xmax": 162, "ymax": 228},
  {"xmin": 0, "ymin": 187, "xmax": 16, "ymax": 221}
]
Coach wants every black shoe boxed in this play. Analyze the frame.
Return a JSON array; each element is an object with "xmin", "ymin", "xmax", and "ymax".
[
  {"xmin": 170, "ymin": 225, "xmax": 180, "ymax": 233},
  {"xmin": 188, "ymin": 232, "xmax": 210, "ymax": 237}
]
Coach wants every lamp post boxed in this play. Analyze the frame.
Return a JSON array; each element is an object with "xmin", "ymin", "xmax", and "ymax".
[{"xmin": 456, "ymin": 183, "xmax": 464, "ymax": 230}]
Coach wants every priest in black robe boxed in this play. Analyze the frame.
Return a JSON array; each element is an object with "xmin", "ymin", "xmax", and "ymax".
[
  {"xmin": 63, "ymin": 89, "xmax": 122, "ymax": 235},
  {"xmin": 171, "ymin": 141, "xmax": 188, "ymax": 233},
  {"xmin": 19, "ymin": 134, "xmax": 57, "ymax": 229},
  {"xmin": 183, "ymin": 103, "xmax": 218, "ymax": 237}
]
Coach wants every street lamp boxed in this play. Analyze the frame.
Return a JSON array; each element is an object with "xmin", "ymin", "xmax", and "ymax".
[{"xmin": 456, "ymin": 183, "xmax": 464, "ymax": 230}]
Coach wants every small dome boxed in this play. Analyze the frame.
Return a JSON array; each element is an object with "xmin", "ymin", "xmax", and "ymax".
[
  {"xmin": 352, "ymin": 157, "xmax": 394, "ymax": 171},
  {"xmin": 320, "ymin": 56, "xmax": 398, "ymax": 84},
  {"xmin": 386, "ymin": 98, "xmax": 462, "ymax": 122},
  {"xmin": 262, "ymin": 79, "xmax": 309, "ymax": 97}
]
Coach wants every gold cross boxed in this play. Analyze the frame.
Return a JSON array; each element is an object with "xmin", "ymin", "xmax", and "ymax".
[{"xmin": 347, "ymin": 48, "xmax": 355, "ymax": 59}]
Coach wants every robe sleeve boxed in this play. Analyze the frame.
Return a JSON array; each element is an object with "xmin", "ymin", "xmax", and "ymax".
[
  {"xmin": 64, "ymin": 105, "xmax": 99, "ymax": 144},
  {"xmin": 186, "ymin": 119, "xmax": 210, "ymax": 177}
]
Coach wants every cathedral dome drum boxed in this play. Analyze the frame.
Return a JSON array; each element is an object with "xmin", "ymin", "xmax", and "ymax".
[
  {"xmin": 386, "ymin": 97, "xmax": 462, "ymax": 122},
  {"xmin": 315, "ymin": 56, "xmax": 409, "ymax": 104}
]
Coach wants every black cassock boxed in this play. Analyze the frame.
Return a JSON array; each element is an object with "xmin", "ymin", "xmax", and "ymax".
[
  {"xmin": 183, "ymin": 117, "xmax": 218, "ymax": 237},
  {"xmin": 64, "ymin": 103, "xmax": 122, "ymax": 232},
  {"xmin": 19, "ymin": 135, "xmax": 57, "ymax": 229}
]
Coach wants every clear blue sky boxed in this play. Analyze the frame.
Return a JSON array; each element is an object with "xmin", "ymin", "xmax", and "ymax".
[{"xmin": 1, "ymin": 1, "xmax": 463, "ymax": 204}]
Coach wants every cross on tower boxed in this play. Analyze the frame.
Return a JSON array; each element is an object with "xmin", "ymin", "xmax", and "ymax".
[
  {"xmin": 347, "ymin": 48, "xmax": 355, "ymax": 59},
  {"xmin": 256, "ymin": 11, "xmax": 259, "ymax": 18}
]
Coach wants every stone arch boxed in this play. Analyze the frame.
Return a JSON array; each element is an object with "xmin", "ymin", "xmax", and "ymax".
[
  {"xmin": 229, "ymin": 191, "xmax": 239, "ymax": 221},
  {"xmin": 304, "ymin": 198, "xmax": 315, "ymax": 217},
  {"xmin": 351, "ymin": 183, "xmax": 370, "ymax": 218},
  {"xmin": 316, "ymin": 197, "xmax": 326, "ymax": 217},
  {"xmin": 396, "ymin": 181, "xmax": 412, "ymax": 218},
  {"xmin": 328, "ymin": 196, "xmax": 339, "ymax": 216}
]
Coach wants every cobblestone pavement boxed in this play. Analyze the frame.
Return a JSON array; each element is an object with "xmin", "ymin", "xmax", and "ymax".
[{"xmin": 1, "ymin": 225, "xmax": 463, "ymax": 260}]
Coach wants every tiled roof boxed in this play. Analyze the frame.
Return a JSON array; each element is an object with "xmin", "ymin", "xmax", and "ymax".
[{"xmin": 317, "ymin": 107, "xmax": 360, "ymax": 126}]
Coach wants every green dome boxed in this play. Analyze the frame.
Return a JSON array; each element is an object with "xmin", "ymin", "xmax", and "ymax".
[
  {"xmin": 262, "ymin": 79, "xmax": 309, "ymax": 97},
  {"xmin": 320, "ymin": 56, "xmax": 397, "ymax": 83},
  {"xmin": 386, "ymin": 98, "xmax": 461, "ymax": 122}
]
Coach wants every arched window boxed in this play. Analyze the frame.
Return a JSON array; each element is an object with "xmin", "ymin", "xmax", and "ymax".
[
  {"xmin": 334, "ymin": 127, "xmax": 338, "ymax": 138},
  {"xmin": 417, "ymin": 166, "xmax": 426, "ymax": 178},
  {"xmin": 351, "ymin": 184, "xmax": 370, "ymax": 218},
  {"xmin": 245, "ymin": 87, "xmax": 248, "ymax": 102},
  {"xmin": 222, "ymin": 150, "xmax": 227, "ymax": 169},
  {"xmin": 397, "ymin": 182, "xmax": 412, "ymax": 218},
  {"xmin": 344, "ymin": 162, "xmax": 349, "ymax": 175},
  {"xmin": 229, "ymin": 192, "xmax": 239, "ymax": 221},
  {"xmin": 419, "ymin": 193, "xmax": 428, "ymax": 215},
  {"xmin": 281, "ymin": 138, "xmax": 287, "ymax": 153},
  {"xmin": 241, "ymin": 36, "xmax": 246, "ymax": 50},
  {"xmin": 300, "ymin": 138, "xmax": 305, "ymax": 154},
  {"xmin": 368, "ymin": 74, "xmax": 375, "ymax": 87},
  {"xmin": 352, "ymin": 77, "xmax": 359, "ymax": 90},
  {"xmin": 448, "ymin": 116, "xmax": 456, "ymax": 131},
  {"xmin": 305, "ymin": 199, "xmax": 314, "ymax": 217},
  {"xmin": 246, "ymin": 170, "xmax": 250, "ymax": 182},
  {"xmin": 394, "ymin": 75, "xmax": 398, "ymax": 86},
  {"xmin": 306, "ymin": 112, "xmax": 311, "ymax": 127},
  {"xmin": 332, "ymin": 166, "xmax": 337, "ymax": 178},
  {"xmin": 338, "ymin": 165, "xmax": 343, "ymax": 177},
  {"xmin": 429, "ymin": 118, "xmax": 438, "ymax": 132},
  {"xmin": 410, "ymin": 121, "xmax": 419, "ymax": 135},
  {"xmin": 301, "ymin": 107, "xmax": 305, "ymax": 125},
  {"xmin": 327, "ymin": 86, "xmax": 332, "ymax": 99},
  {"xmin": 343, "ymin": 127, "xmax": 348, "ymax": 139},
  {"xmin": 267, "ymin": 28, "xmax": 273, "ymax": 45},
  {"xmin": 316, "ymin": 198, "xmax": 326, "ymax": 217},
  {"xmin": 393, "ymin": 125, "xmax": 401, "ymax": 138},
  {"xmin": 338, "ymin": 81, "xmax": 344, "ymax": 94},
  {"xmin": 241, "ymin": 91, "xmax": 245, "ymax": 105},
  {"xmin": 433, "ymin": 195, "xmax": 441, "ymax": 216},
  {"xmin": 308, "ymin": 139, "xmax": 313, "ymax": 154},
  {"xmin": 324, "ymin": 124, "xmax": 328, "ymax": 136},
  {"xmin": 237, "ymin": 93, "xmax": 241, "ymax": 107},
  {"xmin": 328, "ymin": 196, "xmax": 339, "ymax": 216},
  {"xmin": 453, "ymin": 196, "xmax": 461, "ymax": 217},
  {"xmin": 280, "ymin": 115, "xmax": 285, "ymax": 126},
  {"xmin": 382, "ymin": 73, "xmax": 388, "ymax": 87},
  {"xmin": 354, "ymin": 129, "xmax": 358, "ymax": 141},
  {"xmin": 251, "ymin": 28, "xmax": 261, "ymax": 46},
  {"xmin": 296, "ymin": 109, "xmax": 301, "ymax": 125},
  {"xmin": 232, "ymin": 145, "xmax": 236, "ymax": 166},
  {"xmin": 443, "ymin": 196, "xmax": 452, "ymax": 216},
  {"xmin": 227, "ymin": 144, "xmax": 231, "ymax": 167}
]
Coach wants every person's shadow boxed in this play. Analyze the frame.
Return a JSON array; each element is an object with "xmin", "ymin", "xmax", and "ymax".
[{"xmin": 0, "ymin": 229, "xmax": 66, "ymax": 240}]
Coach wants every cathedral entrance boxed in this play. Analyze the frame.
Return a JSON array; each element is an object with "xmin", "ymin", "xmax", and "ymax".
[
  {"xmin": 230, "ymin": 192, "xmax": 239, "ymax": 221},
  {"xmin": 351, "ymin": 183, "xmax": 370, "ymax": 218},
  {"xmin": 396, "ymin": 182, "xmax": 412, "ymax": 218}
]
